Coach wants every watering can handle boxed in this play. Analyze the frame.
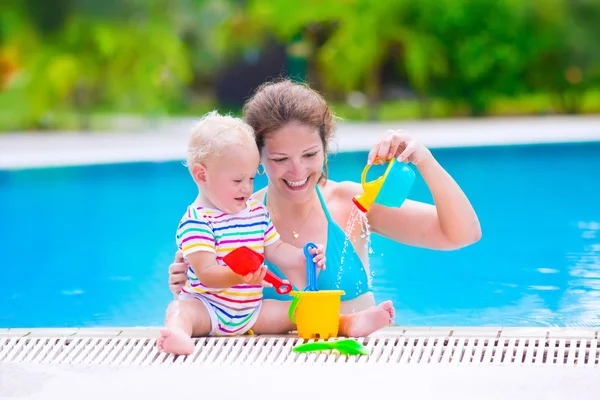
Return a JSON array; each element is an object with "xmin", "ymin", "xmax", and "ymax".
[{"xmin": 361, "ymin": 157, "xmax": 395, "ymax": 187}]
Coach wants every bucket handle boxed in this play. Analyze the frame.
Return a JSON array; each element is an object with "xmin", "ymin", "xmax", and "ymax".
[{"xmin": 288, "ymin": 292, "xmax": 302, "ymax": 324}]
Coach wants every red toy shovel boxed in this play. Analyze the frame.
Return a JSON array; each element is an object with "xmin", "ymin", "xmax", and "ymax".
[{"xmin": 223, "ymin": 246, "xmax": 293, "ymax": 295}]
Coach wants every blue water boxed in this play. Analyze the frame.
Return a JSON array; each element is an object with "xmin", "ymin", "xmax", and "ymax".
[{"xmin": 1, "ymin": 142, "xmax": 599, "ymax": 328}]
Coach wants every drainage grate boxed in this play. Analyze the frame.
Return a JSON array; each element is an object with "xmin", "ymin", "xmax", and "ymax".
[{"xmin": 1, "ymin": 336, "xmax": 599, "ymax": 366}]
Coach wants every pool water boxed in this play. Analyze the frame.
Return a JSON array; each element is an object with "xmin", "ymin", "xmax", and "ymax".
[{"xmin": 1, "ymin": 142, "xmax": 599, "ymax": 328}]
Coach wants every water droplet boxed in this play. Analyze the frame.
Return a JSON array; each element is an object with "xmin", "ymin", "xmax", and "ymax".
[{"xmin": 339, "ymin": 207, "xmax": 379, "ymax": 287}]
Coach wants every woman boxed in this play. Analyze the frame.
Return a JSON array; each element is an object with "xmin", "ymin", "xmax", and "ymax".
[{"xmin": 167, "ymin": 79, "xmax": 481, "ymax": 337}]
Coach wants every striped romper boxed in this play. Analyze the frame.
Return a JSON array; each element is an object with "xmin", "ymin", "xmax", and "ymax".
[{"xmin": 175, "ymin": 198, "xmax": 280, "ymax": 336}]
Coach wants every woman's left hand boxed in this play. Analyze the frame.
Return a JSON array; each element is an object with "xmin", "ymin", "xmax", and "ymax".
[{"xmin": 367, "ymin": 129, "xmax": 432, "ymax": 166}]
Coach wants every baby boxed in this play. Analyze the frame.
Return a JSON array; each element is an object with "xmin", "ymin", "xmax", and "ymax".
[{"xmin": 158, "ymin": 111, "xmax": 325, "ymax": 355}]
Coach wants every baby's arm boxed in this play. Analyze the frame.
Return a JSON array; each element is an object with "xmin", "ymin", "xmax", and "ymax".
[
  {"xmin": 177, "ymin": 214, "xmax": 244, "ymax": 288},
  {"xmin": 186, "ymin": 251, "xmax": 246, "ymax": 288}
]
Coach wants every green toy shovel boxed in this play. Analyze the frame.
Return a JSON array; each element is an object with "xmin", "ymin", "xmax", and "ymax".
[{"xmin": 292, "ymin": 338, "xmax": 370, "ymax": 356}]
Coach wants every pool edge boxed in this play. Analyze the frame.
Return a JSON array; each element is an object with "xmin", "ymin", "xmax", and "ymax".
[
  {"xmin": 1, "ymin": 326, "xmax": 597, "ymax": 339},
  {"xmin": 2, "ymin": 115, "xmax": 600, "ymax": 170}
]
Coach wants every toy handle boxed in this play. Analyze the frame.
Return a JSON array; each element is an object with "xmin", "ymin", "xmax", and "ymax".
[
  {"xmin": 288, "ymin": 292, "xmax": 302, "ymax": 324},
  {"xmin": 303, "ymin": 242, "xmax": 319, "ymax": 292},
  {"xmin": 264, "ymin": 270, "xmax": 292, "ymax": 295},
  {"xmin": 361, "ymin": 157, "xmax": 395, "ymax": 187},
  {"xmin": 360, "ymin": 161, "xmax": 371, "ymax": 187},
  {"xmin": 360, "ymin": 157, "xmax": 383, "ymax": 186}
]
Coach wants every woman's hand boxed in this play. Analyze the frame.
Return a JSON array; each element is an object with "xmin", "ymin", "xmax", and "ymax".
[
  {"xmin": 367, "ymin": 129, "xmax": 432, "ymax": 166},
  {"xmin": 168, "ymin": 250, "xmax": 187, "ymax": 295}
]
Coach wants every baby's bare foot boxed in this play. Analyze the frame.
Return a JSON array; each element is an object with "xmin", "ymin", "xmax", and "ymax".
[
  {"xmin": 343, "ymin": 300, "xmax": 395, "ymax": 338},
  {"xmin": 157, "ymin": 328, "xmax": 195, "ymax": 355}
]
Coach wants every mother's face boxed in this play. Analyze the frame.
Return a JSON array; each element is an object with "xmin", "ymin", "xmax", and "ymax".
[{"xmin": 261, "ymin": 122, "xmax": 326, "ymax": 204}]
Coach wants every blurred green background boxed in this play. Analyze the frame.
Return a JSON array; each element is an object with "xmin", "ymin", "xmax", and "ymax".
[{"xmin": 1, "ymin": 0, "xmax": 599, "ymax": 131}]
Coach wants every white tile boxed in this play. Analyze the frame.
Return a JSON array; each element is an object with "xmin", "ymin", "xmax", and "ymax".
[
  {"xmin": 118, "ymin": 327, "xmax": 161, "ymax": 338},
  {"xmin": 428, "ymin": 327, "xmax": 455, "ymax": 335},
  {"xmin": 3, "ymin": 329, "xmax": 31, "ymax": 337},
  {"xmin": 451, "ymin": 328, "xmax": 502, "ymax": 337},
  {"xmin": 256, "ymin": 333, "xmax": 297, "ymax": 339},
  {"xmin": 73, "ymin": 328, "xmax": 123, "ymax": 338},
  {"xmin": 27, "ymin": 328, "xmax": 79, "ymax": 337},
  {"xmin": 372, "ymin": 326, "xmax": 405, "ymax": 337},
  {"xmin": 372, "ymin": 330, "xmax": 406, "ymax": 338},
  {"xmin": 546, "ymin": 328, "xmax": 597, "ymax": 339},
  {"xmin": 499, "ymin": 328, "xmax": 549, "ymax": 338},
  {"xmin": 402, "ymin": 327, "xmax": 437, "ymax": 337}
]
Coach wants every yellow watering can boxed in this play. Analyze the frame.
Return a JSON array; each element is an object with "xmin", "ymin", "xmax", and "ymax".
[{"xmin": 352, "ymin": 157, "xmax": 415, "ymax": 213}]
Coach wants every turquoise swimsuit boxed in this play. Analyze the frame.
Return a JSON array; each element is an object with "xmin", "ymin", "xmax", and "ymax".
[{"xmin": 262, "ymin": 186, "xmax": 372, "ymax": 302}]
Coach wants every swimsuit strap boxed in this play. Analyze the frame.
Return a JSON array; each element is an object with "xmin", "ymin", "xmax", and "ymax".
[{"xmin": 315, "ymin": 185, "xmax": 335, "ymax": 223}]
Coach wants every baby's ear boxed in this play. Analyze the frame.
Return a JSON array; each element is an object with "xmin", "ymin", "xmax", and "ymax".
[{"xmin": 191, "ymin": 163, "xmax": 208, "ymax": 184}]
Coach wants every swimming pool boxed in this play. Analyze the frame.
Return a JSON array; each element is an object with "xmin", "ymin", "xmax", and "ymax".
[{"xmin": 1, "ymin": 142, "xmax": 599, "ymax": 328}]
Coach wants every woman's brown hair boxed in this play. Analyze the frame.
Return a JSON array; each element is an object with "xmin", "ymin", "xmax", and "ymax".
[{"xmin": 243, "ymin": 78, "xmax": 337, "ymax": 181}]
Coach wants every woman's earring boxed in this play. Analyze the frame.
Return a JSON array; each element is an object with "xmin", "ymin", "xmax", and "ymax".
[{"xmin": 257, "ymin": 164, "xmax": 265, "ymax": 176}]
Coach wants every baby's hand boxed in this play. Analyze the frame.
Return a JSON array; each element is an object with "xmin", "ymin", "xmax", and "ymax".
[
  {"xmin": 239, "ymin": 265, "xmax": 273, "ymax": 287},
  {"xmin": 309, "ymin": 244, "xmax": 326, "ymax": 270}
]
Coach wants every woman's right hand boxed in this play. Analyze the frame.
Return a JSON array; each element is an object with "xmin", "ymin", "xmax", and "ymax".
[
  {"xmin": 169, "ymin": 250, "xmax": 187, "ymax": 295},
  {"xmin": 367, "ymin": 129, "xmax": 432, "ymax": 166}
]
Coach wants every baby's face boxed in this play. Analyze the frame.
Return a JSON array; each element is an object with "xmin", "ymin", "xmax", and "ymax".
[{"xmin": 203, "ymin": 143, "xmax": 260, "ymax": 214}]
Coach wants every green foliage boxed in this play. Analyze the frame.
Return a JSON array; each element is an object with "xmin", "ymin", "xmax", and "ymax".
[
  {"xmin": 1, "ymin": 0, "xmax": 193, "ymax": 128},
  {"xmin": 233, "ymin": 0, "xmax": 600, "ymax": 116},
  {"xmin": 1, "ymin": 0, "xmax": 600, "ymax": 131}
]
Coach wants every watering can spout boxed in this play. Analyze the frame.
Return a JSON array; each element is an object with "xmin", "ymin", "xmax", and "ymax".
[
  {"xmin": 352, "ymin": 157, "xmax": 415, "ymax": 213},
  {"xmin": 352, "ymin": 194, "xmax": 369, "ymax": 213}
]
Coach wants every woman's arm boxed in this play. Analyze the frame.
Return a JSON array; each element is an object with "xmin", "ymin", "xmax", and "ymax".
[
  {"xmin": 168, "ymin": 250, "xmax": 187, "ymax": 297},
  {"xmin": 335, "ymin": 131, "xmax": 481, "ymax": 250},
  {"xmin": 368, "ymin": 155, "xmax": 481, "ymax": 249}
]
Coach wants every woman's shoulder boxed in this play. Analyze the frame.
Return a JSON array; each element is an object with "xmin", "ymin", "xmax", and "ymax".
[
  {"xmin": 318, "ymin": 180, "xmax": 366, "ymax": 228},
  {"xmin": 321, "ymin": 179, "xmax": 362, "ymax": 203}
]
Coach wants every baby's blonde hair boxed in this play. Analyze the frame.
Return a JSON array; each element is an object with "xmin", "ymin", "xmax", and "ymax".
[{"xmin": 185, "ymin": 110, "xmax": 256, "ymax": 167}]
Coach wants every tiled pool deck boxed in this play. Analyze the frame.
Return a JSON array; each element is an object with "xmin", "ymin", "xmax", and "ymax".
[{"xmin": 2, "ymin": 326, "xmax": 600, "ymax": 399}]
